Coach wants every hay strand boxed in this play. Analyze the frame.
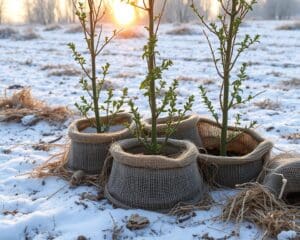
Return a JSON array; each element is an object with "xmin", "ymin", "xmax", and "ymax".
[
  {"xmin": 99, "ymin": 154, "xmax": 113, "ymax": 187},
  {"xmin": 168, "ymin": 194, "xmax": 214, "ymax": 217},
  {"xmin": 222, "ymin": 182, "xmax": 300, "ymax": 237},
  {"xmin": 31, "ymin": 145, "xmax": 101, "ymax": 188},
  {"xmin": 0, "ymin": 88, "xmax": 71, "ymax": 122}
]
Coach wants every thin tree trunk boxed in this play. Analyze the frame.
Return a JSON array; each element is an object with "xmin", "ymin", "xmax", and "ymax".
[
  {"xmin": 148, "ymin": 0, "xmax": 158, "ymax": 152},
  {"xmin": 89, "ymin": 0, "xmax": 101, "ymax": 133},
  {"xmin": 220, "ymin": 0, "xmax": 237, "ymax": 156}
]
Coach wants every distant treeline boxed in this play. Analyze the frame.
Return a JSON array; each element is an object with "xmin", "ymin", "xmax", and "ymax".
[{"xmin": 0, "ymin": 0, "xmax": 300, "ymax": 25}]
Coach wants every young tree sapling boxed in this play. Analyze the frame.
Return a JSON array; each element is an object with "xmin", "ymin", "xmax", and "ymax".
[
  {"xmin": 191, "ymin": 0, "xmax": 261, "ymax": 156},
  {"xmin": 124, "ymin": 0, "xmax": 195, "ymax": 154},
  {"xmin": 69, "ymin": 0, "xmax": 127, "ymax": 133}
]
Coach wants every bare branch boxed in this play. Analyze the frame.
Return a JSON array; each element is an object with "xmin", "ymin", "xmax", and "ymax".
[{"xmin": 203, "ymin": 30, "xmax": 224, "ymax": 79}]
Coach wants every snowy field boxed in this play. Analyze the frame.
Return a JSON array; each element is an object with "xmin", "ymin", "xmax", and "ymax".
[{"xmin": 0, "ymin": 21, "xmax": 299, "ymax": 239}]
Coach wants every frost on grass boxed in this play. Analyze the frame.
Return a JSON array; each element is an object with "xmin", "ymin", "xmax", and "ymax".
[
  {"xmin": 117, "ymin": 29, "xmax": 145, "ymax": 39},
  {"xmin": 13, "ymin": 28, "xmax": 41, "ymax": 41},
  {"xmin": 65, "ymin": 25, "xmax": 82, "ymax": 34},
  {"xmin": 276, "ymin": 22, "xmax": 300, "ymax": 30},
  {"xmin": 41, "ymin": 64, "xmax": 81, "ymax": 77},
  {"xmin": 48, "ymin": 68, "xmax": 81, "ymax": 77},
  {"xmin": 283, "ymin": 133, "xmax": 300, "ymax": 141},
  {"xmin": 44, "ymin": 24, "xmax": 62, "ymax": 32},
  {"xmin": 0, "ymin": 88, "xmax": 71, "ymax": 123},
  {"xmin": 0, "ymin": 27, "xmax": 18, "ymax": 39},
  {"xmin": 114, "ymin": 72, "xmax": 140, "ymax": 79},
  {"xmin": 176, "ymin": 76, "xmax": 214, "ymax": 85},
  {"xmin": 281, "ymin": 78, "xmax": 300, "ymax": 88},
  {"xmin": 176, "ymin": 76, "xmax": 199, "ymax": 82},
  {"xmin": 254, "ymin": 99, "xmax": 281, "ymax": 110},
  {"xmin": 166, "ymin": 25, "xmax": 198, "ymax": 35}
]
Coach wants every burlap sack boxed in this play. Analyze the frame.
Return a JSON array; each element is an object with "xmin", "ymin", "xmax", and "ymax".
[
  {"xmin": 142, "ymin": 114, "xmax": 203, "ymax": 147},
  {"xmin": 105, "ymin": 138, "xmax": 205, "ymax": 212},
  {"xmin": 67, "ymin": 113, "xmax": 133, "ymax": 174},
  {"xmin": 197, "ymin": 118, "xmax": 273, "ymax": 187},
  {"xmin": 263, "ymin": 155, "xmax": 300, "ymax": 199}
]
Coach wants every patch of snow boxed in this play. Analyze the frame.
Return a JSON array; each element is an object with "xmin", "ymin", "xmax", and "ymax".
[
  {"xmin": 277, "ymin": 230, "xmax": 297, "ymax": 240},
  {"xmin": 0, "ymin": 21, "xmax": 299, "ymax": 239},
  {"xmin": 21, "ymin": 114, "xmax": 39, "ymax": 126}
]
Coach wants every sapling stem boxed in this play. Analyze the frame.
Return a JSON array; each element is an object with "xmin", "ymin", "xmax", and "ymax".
[
  {"xmin": 69, "ymin": 0, "xmax": 127, "ymax": 133},
  {"xmin": 148, "ymin": 0, "xmax": 159, "ymax": 153},
  {"xmin": 192, "ymin": 0, "xmax": 260, "ymax": 156},
  {"xmin": 89, "ymin": 1, "xmax": 102, "ymax": 133},
  {"xmin": 220, "ymin": 0, "xmax": 237, "ymax": 156},
  {"xmin": 125, "ymin": 0, "xmax": 194, "ymax": 154}
]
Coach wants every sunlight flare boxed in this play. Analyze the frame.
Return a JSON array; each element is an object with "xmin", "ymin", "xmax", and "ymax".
[{"xmin": 112, "ymin": 1, "xmax": 136, "ymax": 26}]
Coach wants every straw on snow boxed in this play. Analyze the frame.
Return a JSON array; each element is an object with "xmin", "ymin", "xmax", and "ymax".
[
  {"xmin": 0, "ymin": 88, "xmax": 71, "ymax": 122},
  {"xmin": 31, "ymin": 145, "xmax": 101, "ymax": 188},
  {"xmin": 222, "ymin": 182, "xmax": 300, "ymax": 237}
]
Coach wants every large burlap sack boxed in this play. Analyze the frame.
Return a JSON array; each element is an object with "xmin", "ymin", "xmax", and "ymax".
[
  {"xmin": 142, "ymin": 114, "xmax": 203, "ymax": 147},
  {"xmin": 105, "ymin": 138, "xmax": 205, "ymax": 212},
  {"xmin": 263, "ymin": 155, "xmax": 300, "ymax": 199},
  {"xmin": 197, "ymin": 118, "xmax": 273, "ymax": 187},
  {"xmin": 67, "ymin": 113, "xmax": 133, "ymax": 174}
]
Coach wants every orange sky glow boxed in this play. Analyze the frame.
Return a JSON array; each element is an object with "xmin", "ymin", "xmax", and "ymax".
[{"xmin": 3, "ymin": 0, "xmax": 219, "ymax": 25}]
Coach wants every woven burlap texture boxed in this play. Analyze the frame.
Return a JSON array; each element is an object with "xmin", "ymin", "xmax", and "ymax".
[
  {"xmin": 105, "ymin": 138, "xmax": 206, "ymax": 212},
  {"xmin": 197, "ymin": 118, "xmax": 273, "ymax": 187},
  {"xmin": 263, "ymin": 155, "xmax": 300, "ymax": 198},
  {"xmin": 142, "ymin": 114, "xmax": 203, "ymax": 148},
  {"xmin": 67, "ymin": 112, "xmax": 133, "ymax": 174}
]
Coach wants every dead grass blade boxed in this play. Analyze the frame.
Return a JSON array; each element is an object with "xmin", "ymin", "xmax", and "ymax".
[
  {"xmin": 31, "ymin": 144, "xmax": 101, "ymax": 188},
  {"xmin": 222, "ymin": 182, "xmax": 300, "ymax": 237},
  {"xmin": 0, "ymin": 88, "xmax": 71, "ymax": 122},
  {"xmin": 168, "ymin": 194, "xmax": 214, "ymax": 217}
]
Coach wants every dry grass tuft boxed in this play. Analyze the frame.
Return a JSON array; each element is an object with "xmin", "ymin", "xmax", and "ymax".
[
  {"xmin": 283, "ymin": 133, "xmax": 300, "ymax": 141},
  {"xmin": 41, "ymin": 64, "xmax": 81, "ymax": 77},
  {"xmin": 48, "ymin": 68, "xmax": 81, "ymax": 77},
  {"xmin": 223, "ymin": 183, "xmax": 300, "ymax": 237},
  {"xmin": 0, "ymin": 28, "xmax": 40, "ymax": 41},
  {"xmin": 114, "ymin": 72, "xmax": 137, "ymax": 79},
  {"xmin": 65, "ymin": 25, "xmax": 82, "ymax": 34},
  {"xmin": 32, "ymin": 143, "xmax": 51, "ymax": 151},
  {"xmin": 166, "ymin": 26, "xmax": 197, "ymax": 35},
  {"xmin": 31, "ymin": 145, "xmax": 101, "ymax": 188},
  {"xmin": 15, "ymin": 29, "xmax": 41, "ymax": 41},
  {"xmin": 169, "ymin": 194, "xmax": 214, "ymax": 217},
  {"xmin": 276, "ymin": 22, "xmax": 300, "ymax": 31},
  {"xmin": 281, "ymin": 78, "xmax": 300, "ymax": 88},
  {"xmin": 117, "ymin": 29, "xmax": 144, "ymax": 39},
  {"xmin": 0, "ymin": 27, "xmax": 18, "ymax": 39},
  {"xmin": 44, "ymin": 24, "xmax": 62, "ymax": 32},
  {"xmin": 0, "ymin": 88, "xmax": 71, "ymax": 123},
  {"xmin": 202, "ymin": 79, "xmax": 215, "ymax": 85},
  {"xmin": 176, "ymin": 76, "xmax": 215, "ymax": 85},
  {"xmin": 254, "ymin": 99, "xmax": 281, "ymax": 110},
  {"xmin": 176, "ymin": 76, "xmax": 199, "ymax": 82}
]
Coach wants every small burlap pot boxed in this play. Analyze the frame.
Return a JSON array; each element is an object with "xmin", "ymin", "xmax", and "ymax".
[
  {"xmin": 263, "ymin": 156, "xmax": 300, "ymax": 199},
  {"xmin": 142, "ymin": 114, "xmax": 203, "ymax": 147},
  {"xmin": 67, "ymin": 113, "xmax": 133, "ymax": 174},
  {"xmin": 197, "ymin": 118, "xmax": 273, "ymax": 187},
  {"xmin": 105, "ymin": 138, "xmax": 205, "ymax": 212}
]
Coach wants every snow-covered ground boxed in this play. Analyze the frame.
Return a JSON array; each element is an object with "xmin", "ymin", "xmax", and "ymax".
[{"xmin": 0, "ymin": 21, "xmax": 299, "ymax": 239}]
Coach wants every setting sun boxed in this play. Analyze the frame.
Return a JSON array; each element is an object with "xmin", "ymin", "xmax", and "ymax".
[{"xmin": 113, "ymin": 1, "xmax": 136, "ymax": 26}]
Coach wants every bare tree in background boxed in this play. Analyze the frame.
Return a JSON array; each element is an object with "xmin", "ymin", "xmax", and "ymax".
[
  {"xmin": 0, "ymin": 0, "xmax": 5, "ymax": 24},
  {"xmin": 159, "ymin": 0, "xmax": 202, "ymax": 22},
  {"xmin": 26, "ymin": 0, "xmax": 57, "ymax": 24},
  {"xmin": 263, "ymin": 0, "xmax": 299, "ymax": 19},
  {"xmin": 66, "ymin": 0, "xmax": 76, "ymax": 23}
]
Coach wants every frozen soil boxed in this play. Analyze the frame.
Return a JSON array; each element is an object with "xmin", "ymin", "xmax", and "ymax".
[{"xmin": 0, "ymin": 21, "xmax": 299, "ymax": 240}]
